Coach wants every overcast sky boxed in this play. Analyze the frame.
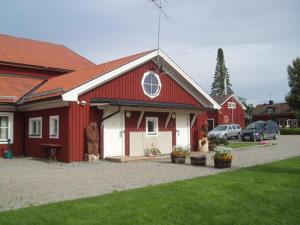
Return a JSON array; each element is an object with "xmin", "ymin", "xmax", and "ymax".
[{"xmin": 1, "ymin": 0, "xmax": 299, "ymax": 105}]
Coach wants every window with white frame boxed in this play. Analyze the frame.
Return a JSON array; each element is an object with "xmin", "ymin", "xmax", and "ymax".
[
  {"xmin": 49, "ymin": 115, "xmax": 59, "ymax": 138},
  {"xmin": 141, "ymin": 71, "xmax": 161, "ymax": 98},
  {"xmin": 228, "ymin": 102, "xmax": 236, "ymax": 109},
  {"xmin": 29, "ymin": 117, "xmax": 42, "ymax": 138},
  {"xmin": 0, "ymin": 112, "xmax": 14, "ymax": 143},
  {"xmin": 146, "ymin": 117, "xmax": 158, "ymax": 136}
]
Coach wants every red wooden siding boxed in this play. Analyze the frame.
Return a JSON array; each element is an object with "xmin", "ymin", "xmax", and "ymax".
[
  {"xmin": 0, "ymin": 112, "xmax": 24, "ymax": 157},
  {"xmin": 23, "ymin": 107, "xmax": 70, "ymax": 162},
  {"xmin": 125, "ymin": 111, "xmax": 176, "ymax": 156},
  {"xmin": 191, "ymin": 112, "xmax": 208, "ymax": 151},
  {"xmin": 80, "ymin": 61, "xmax": 203, "ymax": 107},
  {"xmin": 68, "ymin": 103, "xmax": 102, "ymax": 162},
  {"xmin": 218, "ymin": 97, "xmax": 245, "ymax": 128}
]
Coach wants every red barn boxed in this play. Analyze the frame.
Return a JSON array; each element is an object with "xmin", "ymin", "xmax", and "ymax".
[
  {"xmin": 204, "ymin": 94, "xmax": 246, "ymax": 131},
  {"xmin": 0, "ymin": 34, "xmax": 220, "ymax": 161}
]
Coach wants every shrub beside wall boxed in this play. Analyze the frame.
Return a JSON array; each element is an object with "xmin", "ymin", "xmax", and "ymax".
[{"xmin": 280, "ymin": 128, "xmax": 300, "ymax": 135}]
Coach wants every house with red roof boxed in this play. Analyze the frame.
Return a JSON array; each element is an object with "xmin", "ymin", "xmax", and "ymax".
[{"xmin": 0, "ymin": 34, "xmax": 220, "ymax": 162}]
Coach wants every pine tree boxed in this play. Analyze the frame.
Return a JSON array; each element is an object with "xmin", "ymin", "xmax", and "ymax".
[
  {"xmin": 211, "ymin": 48, "xmax": 234, "ymax": 96},
  {"xmin": 286, "ymin": 57, "xmax": 300, "ymax": 119}
]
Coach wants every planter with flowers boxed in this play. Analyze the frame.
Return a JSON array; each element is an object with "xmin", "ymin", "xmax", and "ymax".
[
  {"xmin": 212, "ymin": 146, "xmax": 233, "ymax": 168},
  {"xmin": 170, "ymin": 146, "xmax": 189, "ymax": 164}
]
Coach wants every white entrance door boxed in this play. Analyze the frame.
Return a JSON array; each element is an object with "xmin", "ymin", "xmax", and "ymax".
[
  {"xmin": 103, "ymin": 109, "xmax": 124, "ymax": 157},
  {"xmin": 176, "ymin": 113, "xmax": 190, "ymax": 147}
]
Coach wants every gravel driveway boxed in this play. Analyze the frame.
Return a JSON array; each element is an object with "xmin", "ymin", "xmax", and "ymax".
[{"xmin": 1, "ymin": 135, "xmax": 300, "ymax": 211}]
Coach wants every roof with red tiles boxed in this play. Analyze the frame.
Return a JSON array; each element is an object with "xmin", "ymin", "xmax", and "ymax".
[
  {"xmin": 0, "ymin": 75, "xmax": 45, "ymax": 103},
  {"xmin": 0, "ymin": 34, "xmax": 95, "ymax": 70},
  {"xmin": 24, "ymin": 49, "xmax": 156, "ymax": 102}
]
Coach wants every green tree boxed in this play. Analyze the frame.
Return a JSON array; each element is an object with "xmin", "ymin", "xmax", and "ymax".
[
  {"xmin": 211, "ymin": 48, "xmax": 234, "ymax": 96},
  {"xmin": 238, "ymin": 96, "xmax": 254, "ymax": 114},
  {"xmin": 286, "ymin": 57, "xmax": 300, "ymax": 119}
]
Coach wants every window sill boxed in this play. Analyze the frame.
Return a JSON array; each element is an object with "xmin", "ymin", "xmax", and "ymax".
[
  {"xmin": 29, "ymin": 135, "xmax": 42, "ymax": 139},
  {"xmin": 49, "ymin": 135, "xmax": 59, "ymax": 139},
  {"xmin": 0, "ymin": 141, "xmax": 14, "ymax": 144}
]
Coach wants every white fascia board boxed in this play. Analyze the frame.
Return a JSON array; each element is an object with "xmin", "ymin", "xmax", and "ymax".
[
  {"xmin": 62, "ymin": 51, "xmax": 158, "ymax": 101},
  {"xmin": 158, "ymin": 50, "xmax": 220, "ymax": 110},
  {"xmin": 220, "ymin": 94, "xmax": 247, "ymax": 110}
]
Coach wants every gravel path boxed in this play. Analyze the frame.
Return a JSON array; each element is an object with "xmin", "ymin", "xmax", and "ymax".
[{"xmin": 1, "ymin": 135, "xmax": 300, "ymax": 211}]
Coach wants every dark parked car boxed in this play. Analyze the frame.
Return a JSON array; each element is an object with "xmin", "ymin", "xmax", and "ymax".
[{"xmin": 241, "ymin": 120, "xmax": 279, "ymax": 141}]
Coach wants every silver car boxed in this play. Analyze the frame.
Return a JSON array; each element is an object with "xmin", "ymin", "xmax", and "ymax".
[{"xmin": 208, "ymin": 124, "xmax": 241, "ymax": 140}]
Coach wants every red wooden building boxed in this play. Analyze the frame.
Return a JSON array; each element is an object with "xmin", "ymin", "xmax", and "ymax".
[
  {"xmin": 252, "ymin": 101, "xmax": 298, "ymax": 127},
  {"xmin": 0, "ymin": 34, "xmax": 220, "ymax": 162},
  {"xmin": 203, "ymin": 94, "xmax": 246, "ymax": 131}
]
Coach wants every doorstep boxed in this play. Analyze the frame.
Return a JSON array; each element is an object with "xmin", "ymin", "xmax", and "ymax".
[{"xmin": 105, "ymin": 155, "xmax": 169, "ymax": 162}]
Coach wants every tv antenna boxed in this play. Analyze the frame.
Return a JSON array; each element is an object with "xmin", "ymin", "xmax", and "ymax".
[{"xmin": 149, "ymin": 0, "xmax": 169, "ymax": 69}]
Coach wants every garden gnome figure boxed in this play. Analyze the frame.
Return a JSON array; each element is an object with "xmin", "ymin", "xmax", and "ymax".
[
  {"xmin": 198, "ymin": 121, "xmax": 209, "ymax": 152},
  {"xmin": 86, "ymin": 122, "xmax": 99, "ymax": 162}
]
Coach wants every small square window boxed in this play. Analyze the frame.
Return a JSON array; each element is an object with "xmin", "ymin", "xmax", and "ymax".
[
  {"xmin": 29, "ymin": 117, "xmax": 42, "ymax": 138},
  {"xmin": 146, "ymin": 117, "xmax": 158, "ymax": 136},
  {"xmin": 49, "ymin": 116, "xmax": 59, "ymax": 138}
]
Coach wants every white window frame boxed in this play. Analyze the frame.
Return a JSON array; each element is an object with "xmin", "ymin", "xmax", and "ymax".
[
  {"xmin": 0, "ymin": 112, "xmax": 14, "ymax": 144},
  {"xmin": 49, "ymin": 115, "xmax": 59, "ymax": 139},
  {"xmin": 228, "ymin": 102, "xmax": 236, "ymax": 109},
  {"xmin": 141, "ymin": 71, "xmax": 162, "ymax": 99},
  {"xmin": 29, "ymin": 117, "xmax": 42, "ymax": 138},
  {"xmin": 146, "ymin": 117, "xmax": 158, "ymax": 136}
]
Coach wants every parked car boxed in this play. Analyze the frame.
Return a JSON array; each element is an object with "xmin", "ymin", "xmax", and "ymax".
[
  {"xmin": 241, "ymin": 120, "xmax": 279, "ymax": 141},
  {"xmin": 208, "ymin": 124, "xmax": 242, "ymax": 140}
]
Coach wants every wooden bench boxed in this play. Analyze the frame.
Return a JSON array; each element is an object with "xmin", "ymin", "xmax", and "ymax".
[{"xmin": 40, "ymin": 144, "xmax": 61, "ymax": 162}]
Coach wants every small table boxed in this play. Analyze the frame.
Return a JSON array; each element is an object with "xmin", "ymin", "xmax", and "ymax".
[{"xmin": 40, "ymin": 144, "xmax": 61, "ymax": 162}]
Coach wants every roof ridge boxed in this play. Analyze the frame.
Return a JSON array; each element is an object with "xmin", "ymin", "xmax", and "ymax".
[{"xmin": 0, "ymin": 33, "xmax": 65, "ymax": 48}]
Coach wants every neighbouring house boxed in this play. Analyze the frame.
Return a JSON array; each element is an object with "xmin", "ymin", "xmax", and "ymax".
[
  {"xmin": 252, "ymin": 101, "xmax": 298, "ymax": 128},
  {"xmin": 203, "ymin": 94, "xmax": 246, "ymax": 131},
  {"xmin": 0, "ymin": 34, "xmax": 220, "ymax": 162}
]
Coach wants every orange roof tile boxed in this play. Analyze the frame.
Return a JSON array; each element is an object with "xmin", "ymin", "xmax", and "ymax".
[
  {"xmin": 0, "ymin": 34, "xmax": 95, "ymax": 70},
  {"xmin": 25, "ymin": 50, "xmax": 155, "ymax": 102},
  {"xmin": 0, "ymin": 75, "xmax": 44, "ymax": 103}
]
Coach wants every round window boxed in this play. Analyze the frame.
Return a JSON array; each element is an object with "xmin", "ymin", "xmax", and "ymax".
[{"xmin": 141, "ymin": 71, "xmax": 161, "ymax": 98}]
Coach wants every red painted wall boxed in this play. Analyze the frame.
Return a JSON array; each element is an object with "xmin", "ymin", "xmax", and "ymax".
[
  {"xmin": 218, "ymin": 97, "xmax": 245, "ymax": 128},
  {"xmin": 0, "ymin": 64, "xmax": 68, "ymax": 79},
  {"xmin": 23, "ymin": 107, "xmax": 70, "ymax": 162},
  {"xmin": 68, "ymin": 102, "xmax": 102, "ymax": 162},
  {"xmin": 0, "ymin": 112, "xmax": 24, "ymax": 157},
  {"xmin": 124, "ymin": 111, "xmax": 176, "ymax": 156},
  {"xmin": 80, "ymin": 61, "xmax": 203, "ymax": 107}
]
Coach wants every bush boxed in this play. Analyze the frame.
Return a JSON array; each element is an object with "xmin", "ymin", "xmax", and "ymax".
[{"xmin": 280, "ymin": 128, "xmax": 300, "ymax": 135}]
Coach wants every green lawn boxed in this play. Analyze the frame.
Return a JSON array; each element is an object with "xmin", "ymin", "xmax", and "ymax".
[
  {"xmin": 1, "ymin": 157, "xmax": 300, "ymax": 225},
  {"xmin": 227, "ymin": 142, "xmax": 258, "ymax": 149}
]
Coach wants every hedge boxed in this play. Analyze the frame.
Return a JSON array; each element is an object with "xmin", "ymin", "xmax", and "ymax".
[{"xmin": 280, "ymin": 128, "xmax": 300, "ymax": 135}]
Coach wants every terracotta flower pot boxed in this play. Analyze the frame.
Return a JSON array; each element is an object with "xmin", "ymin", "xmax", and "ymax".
[
  {"xmin": 190, "ymin": 156, "xmax": 207, "ymax": 166},
  {"xmin": 214, "ymin": 158, "xmax": 232, "ymax": 168},
  {"xmin": 171, "ymin": 155, "xmax": 186, "ymax": 164}
]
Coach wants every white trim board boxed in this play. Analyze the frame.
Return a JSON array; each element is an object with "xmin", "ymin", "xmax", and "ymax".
[
  {"xmin": 62, "ymin": 50, "xmax": 220, "ymax": 110},
  {"xmin": 218, "ymin": 94, "xmax": 247, "ymax": 111}
]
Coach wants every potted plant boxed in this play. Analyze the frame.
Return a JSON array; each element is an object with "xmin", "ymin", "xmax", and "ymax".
[
  {"xmin": 212, "ymin": 145, "xmax": 233, "ymax": 168},
  {"xmin": 171, "ymin": 146, "xmax": 188, "ymax": 164}
]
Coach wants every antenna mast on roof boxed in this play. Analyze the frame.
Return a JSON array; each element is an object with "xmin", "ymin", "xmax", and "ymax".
[{"xmin": 149, "ymin": 0, "xmax": 169, "ymax": 69}]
